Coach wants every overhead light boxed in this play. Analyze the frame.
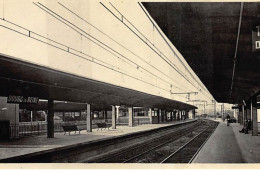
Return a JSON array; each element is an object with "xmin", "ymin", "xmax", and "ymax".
[
  {"xmin": 243, "ymin": 100, "xmax": 246, "ymax": 106},
  {"xmin": 1, "ymin": 108, "xmax": 7, "ymax": 110}
]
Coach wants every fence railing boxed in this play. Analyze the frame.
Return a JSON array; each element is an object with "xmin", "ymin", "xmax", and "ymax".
[
  {"xmin": 9, "ymin": 117, "xmax": 152, "ymax": 139},
  {"xmin": 9, "ymin": 121, "xmax": 87, "ymax": 139},
  {"xmin": 117, "ymin": 116, "xmax": 151, "ymax": 125}
]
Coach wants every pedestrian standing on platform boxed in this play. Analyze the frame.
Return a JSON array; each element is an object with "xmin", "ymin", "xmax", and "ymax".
[{"xmin": 226, "ymin": 114, "xmax": 231, "ymax": 126}]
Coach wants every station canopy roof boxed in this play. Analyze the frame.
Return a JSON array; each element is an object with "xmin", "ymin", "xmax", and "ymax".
[
  {"xmin": 143, "ymin": 2, "xmax": 260, "ymax": 104},
  {"xmin": 0, "ymin": 54, "xmax": 197, "ymax": 111}
]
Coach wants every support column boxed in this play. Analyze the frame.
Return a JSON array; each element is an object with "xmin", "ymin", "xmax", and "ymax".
[
  {"xmin": 251, "ymin": 99, "xmax": 258, "ymax": 136},
  {"xmin": 116, "ymin": 106, "xmax": 120, "ymax": 121},
  {"xmin": 242, "ymin": 105, "xmax": 245, "ymax": 125},
  {"xmin": 105, "ymin": 110, "xmax": 107, "ymax": 120},
  {"xmin": 161, "ymin": 110, "xmax": 164, "ymax": 122},
  {"xmin": 148, "ymin": 108, "xmax": 152, "ymax": 124},
  {"xmin": 157, "ymin": 109, "xmax": 160, "ymax": 123},
  {"xmin": 112, "ymin": 106, "xmax": 116, "ymax": 129},
  {"xmin": 47, "ymin": 99, "xmax": 54, "ymax": 138},
  {"xmin": 79, "ymin": 111, "xmax": 82, "ymax": 121},
  {"xmin": 245, "ymin": 108, "xmax": 249, "ymax": 121},
  {"xmin": 86, "ymin": 104, "xmax": 92, "ymax": 132},
  {"xmin": 128, "ymin": 107, "xmax": 133, "ymax": 127},
  {"xmin": 238, "ymin": 106, "xmax": 242, "ymax": 124},
  {"xmin": 192, "ymin": 109, "xmax": 195, "ymax": 119}
]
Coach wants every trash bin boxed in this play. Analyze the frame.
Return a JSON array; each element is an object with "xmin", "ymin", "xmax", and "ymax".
[{"xmin": 0, "ymin": 120, "xmax": 10, "ymax": 140}]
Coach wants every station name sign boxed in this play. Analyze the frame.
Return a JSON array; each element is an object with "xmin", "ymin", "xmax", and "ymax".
[
  {"xmin": 252, "ymin": 25, "xmax": 260, "ymax": 52},
  {"xmin": 7, "ymin": 95, "xmax": 39, "ymax": 104}
]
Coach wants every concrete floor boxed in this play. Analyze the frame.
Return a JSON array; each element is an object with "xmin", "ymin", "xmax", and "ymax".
[
  {"xmin": 0, "ymin": 120, "xmax": 194, "ymax": 161},
  {"xmin": 193, "ymin": 118, "xmax": 260, "ymax": 163}
]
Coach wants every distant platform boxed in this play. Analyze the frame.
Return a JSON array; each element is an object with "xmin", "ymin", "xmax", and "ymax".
[
  {"xmin": 0, "ymin": 119, "xmax": 195, "ymax": 162},
  {"xmin": 193, "ymin": 118, "xmax": 260, "ymax": 163}
]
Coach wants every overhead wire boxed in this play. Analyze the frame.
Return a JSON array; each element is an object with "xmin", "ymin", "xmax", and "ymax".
[
  {"xmin": 2, "ymin": 0, "xmax": 4, "ymax": 20},
  {"xmin": 0, "ymin": 18, "xmax": 169, "ymax": 93},
  {"xmin": 137, "ymin": 2, "xmax": 213, "ymax": 100},
  {"xmin": 35, "ymin": 2, "xmax": 190, "ymax": 93},
  {"xmin": 58, "ymin": 2, "xmax": 193, "ymax": 92},
  {"xmin": 102, "ymin": 2, "xmax": 213, "ymax": 101},
  {"xmin": 0, "ymin": 1, "xmax": 205, "ymax": 104},
  {"xmin": 102, "ymin": 2, "xmax": 196, "ymax": 89},
  {"xmin": 229, "ymin": 2, "xmax": 244, "ymax": 102}
]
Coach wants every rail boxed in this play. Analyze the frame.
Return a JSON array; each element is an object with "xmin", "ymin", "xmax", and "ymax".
[
  {"xmin": 161, "ymin": 121, "xmax": 218, "ymax": 163},
  {"xmin": 86, "ymin": 120, "xmax": 202, "ymax": 163}
]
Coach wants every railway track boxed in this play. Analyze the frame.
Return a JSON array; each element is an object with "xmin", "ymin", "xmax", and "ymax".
[
  {"xmin": 87, "ymin": 120, "xmax": 209, "ymax": 163},
  {"xmin": 161, "ymin": 121, "xmax": 218, "ymax": 163}
]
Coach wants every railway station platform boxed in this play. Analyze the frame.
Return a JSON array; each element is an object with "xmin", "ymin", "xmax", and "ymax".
[
  {"xmin": 0, "ymin": 119, "xmax": 195, "ymax": 162},
  {"xmin": 193, "ymin": 118, "xmax": 260, "ymax": 163}
]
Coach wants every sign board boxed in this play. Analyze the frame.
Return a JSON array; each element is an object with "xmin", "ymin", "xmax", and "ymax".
[
  {"xmin": 252, "ymin": 25, "xmax": 260, "ymax": 52},
  {"xmin": 7, "ymin": 95, "xmax": 39, "ymax": 104}
]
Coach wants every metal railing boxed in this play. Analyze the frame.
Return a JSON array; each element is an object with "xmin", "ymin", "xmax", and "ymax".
[
  {"xmin": 9, "ymin": 121, "xmax": 87, "ymax": 139},
  {"xmin": 9, "ymin": 117, "xmax": 154, "ymax": 139}
]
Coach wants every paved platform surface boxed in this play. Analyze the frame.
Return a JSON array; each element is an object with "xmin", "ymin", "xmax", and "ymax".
[
  {"xmin": 0, "ymin": 120, "xmax": 194, "ymax": 161},
  {"xmin": 193, "ymin": 118, "xmax": 260, "ymax": 163}
]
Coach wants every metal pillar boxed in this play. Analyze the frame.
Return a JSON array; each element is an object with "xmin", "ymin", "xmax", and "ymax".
[
  {"xmin": 112, "ymin": 106, "xmax": 116, "ymax": 129},
  {"xmin": 238, "ymin": 107, "xmax": 243, "ymax": 124},
  {"xmin": 148, "ymin": 108, "xmax": 152, "ymax": 123},
  {"xmin": 86, "ymin": 104, "xmax": 92, "ymax": 132},
  {"xmin": 251, "ymin": 99, "xmax": 258, "ymax": 136},
  {"xmin": 128, "ymin": 107, "xmax": 133, "ymax": 127},
  {"xmin": 105, "ymin": 110, "xmax": 107, "ymax": 120},
  {"xmin": 79, "ymin": 111, "xmax": 82, "ymax": 121},
  {"xmin": 116, "ymin": 106, "xmax": 120, "ymax": 120},
  {"xmin": 246, "ymin": 108, "xmax": 250, "ymax": 121},
  {"xmin": 157, "ymin": 109, "xmax": 160, "ymax": 123},
  {"xmin": 214, "ymin": 100, "xmax": 216, "ymax": 120},
  {"xmin": 242, "ymin": 105, "xmax": 245, "ymax": 125},
  {"xmin": 174, "ymin": 110, "xmax": 177, "ymax": 120},
  {"xmin": 47, "ymin": 99, "xmax": 54, "ymax": 138},
  {"xmin": 161, "ymin": 110, "xmax": 165, "ymax": 122}
]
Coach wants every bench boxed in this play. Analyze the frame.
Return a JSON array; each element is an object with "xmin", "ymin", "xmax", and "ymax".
[
  {"xmin": 96, "ymin": 122, "xmax": 111, "ymax": 131},
  {"xmin": 62, "ymin": 125, "xmax": 81, "ymax": 135}
]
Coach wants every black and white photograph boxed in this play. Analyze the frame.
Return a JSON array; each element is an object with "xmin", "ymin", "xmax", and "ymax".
[{"xmin": 0, "ymin": 0, "xmax": 259, "ymax": 168}]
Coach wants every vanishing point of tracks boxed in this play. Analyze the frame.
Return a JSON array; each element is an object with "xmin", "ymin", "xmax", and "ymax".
[{"xmin": 87, "ymin": 119, "xmax": 218, "ymax": 163}]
